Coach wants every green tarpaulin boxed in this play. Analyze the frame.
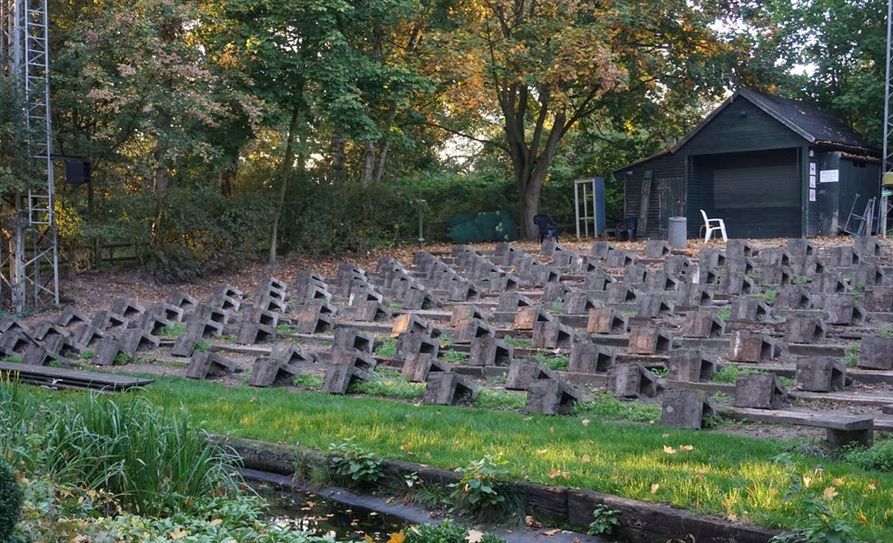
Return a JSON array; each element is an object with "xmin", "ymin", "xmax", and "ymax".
[{"xmin": 447, "ymin": 210, "xmax": 517, "ymax": 243}]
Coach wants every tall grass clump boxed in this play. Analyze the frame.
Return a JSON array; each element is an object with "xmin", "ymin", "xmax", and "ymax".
[{"xmin": 0, "ymin": 382, "xmax": 240, "ymax": 516}]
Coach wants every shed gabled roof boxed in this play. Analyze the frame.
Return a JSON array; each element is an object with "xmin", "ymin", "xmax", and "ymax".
[
  {"xmin": 738, "ymin": 88, "xmax": 876, "ymax": 151},
  {"xmin": 615, "ymin": 88, "xmax": 879, "ymax": 175}
]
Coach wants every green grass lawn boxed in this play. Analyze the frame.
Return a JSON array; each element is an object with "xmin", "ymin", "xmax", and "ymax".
[{"xmin": 139, "ymin": 377, "xmax": 893, "ymax": 540}]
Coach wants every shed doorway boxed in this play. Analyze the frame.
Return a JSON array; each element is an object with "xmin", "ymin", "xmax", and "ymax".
[{"xmin": 690, "ymin": 148, "xmax": 802, "ymax": 238}]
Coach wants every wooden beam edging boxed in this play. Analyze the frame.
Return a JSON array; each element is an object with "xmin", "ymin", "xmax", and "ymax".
[{"xmin": 212, "ymin": 435, "xmax": 776, "ymax": 543}]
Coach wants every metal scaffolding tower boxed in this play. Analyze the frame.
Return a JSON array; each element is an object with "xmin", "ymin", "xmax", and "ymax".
[
  {"xmin": 0, "ymin": 0, "xmax": 58, "ymax": 312},
  {"xmin": 882, "ymin": 0, "xmax": 893, "ymax": 238}
]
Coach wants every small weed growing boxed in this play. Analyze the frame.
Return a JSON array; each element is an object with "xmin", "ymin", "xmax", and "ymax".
[
  {"xmin": 294, "ymin": 374, "xmax": 324, "ymax": 390},
  {"xmin": 441, "ymin": 350, "xmax": 469, "ymax": 363},
  {"xmin": 450, "ymin": 454, "xmax": 520, "ymax": 521},
  {"xmin": 533, "ymin": 353, "xmax": 569, "ymax": 371},
  {"xmin": 327, "ymin": 437, "xmax": 382, "ymax": 487},
  {"xmin": 78, "ymin": 349, "xmax": 95, "ymax": 360},
  {"xmin": 843, "ymin": 343, "xmax": 860, "ymax": 368},
  {"xmin": 374, "ymin": 339, "xmax": 398, "ymax": 358},
  {"xmin": 158, "ymin": 323, "xmax": 187, "ymax": 338},
  {"xmin": 573, "ymin": 393, "xmax": 661, "ymax": 423},
  {"xmin": 195, "ymin": 341, "xmax": 212, "ymax": 352},
  {"xmin": 473, "ymin": 389, "xmax": 526, "ymax": 411},
  {"xmin": 503, "ymin": 337, "xmax": 533, "ymax": 348},
  {"xmin": 588, "ymin": 504, "xmax": 621, "ymax": 536},
  {"xmin": 276, "ymin": 323, "xmax": 296, "ymax": 335}
]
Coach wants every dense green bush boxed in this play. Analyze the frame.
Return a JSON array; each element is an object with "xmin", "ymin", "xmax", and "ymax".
[
  {"xmin": 845, "ymin": 439, "xmax": 893, "ymax": 472},
  {"xmin": 0, "ymin": 459, "xmax": 22, "ymax": 542}
]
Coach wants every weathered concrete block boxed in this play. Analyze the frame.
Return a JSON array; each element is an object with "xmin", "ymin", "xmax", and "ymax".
[
  {"xmin": 644, "ymin": 240, "xmax": 672, "ymax": 258},
  {"xmin": 391, "ymin": 313, "xmax": 433, "ymax": 337},
  {"xmin": 661, "ymin": 389, "xmax": 715, "ymax": 429},
  {"xmin": 854, "ymin": 236, "xmax": 881, "ymax": 258},
  {"xmin": 726, "ymin": 239, "xmax": 754, "ymax": 259},
  {"xmin": 605, "ymin": 250, "xmax": 634, "ymax": 268},
  {"xmin": 582, "ymin": 270, "xmax": 614, "ymax": 291},
  {"xmin": 93, "ymin": 337, "xmax": 124, "ymax": 366},
  {"xmin": 663, "ymin": 255, "xmax": 691, "ymax": 278},
  {"xmin": 829, "ymin": 246, "xmax": 861, "ymax": 268},
  {"xmin": 90, "ymin": 310, "xmax": 128, "ymax": 332},
  {"xmin": 0, "ymin": 331, "xmax": 31, "ymax": 355},
  {"xmin": 759, "ymin": 248, "xmax": 792, "ymax": 268},
  {"xmin": 322, "ymin": 364, "xmax": 371, "ymax": 394},
  {"xmin": 823, "ymin": 295, "xmax": 866, "ymax": 326},
  {"xmin": 396, "ymin": 332, "xmax": 439, "ymax": 360},
  {"xmin": 167, "ymin": 292, "xmax": 199, "ymax": 312},
  {"xmin": 627, "ymin": 325, "xmax": 672, "ymax": 355},
  {"xmin": 505, "ymin": 360, "xmax": 556, "ymax": 390},
  {"xmin": 729, "ymin": 297, "xmax": 771, "ymax": 322},
  {"xmin": 725, "ymin": 257, "xmax": 755, "ymax": 277},
  {"xmin": 755, "ymin": 262, "xmax": 790, "ymax": 287},
  {"xmin": 333, "ymin": 326, "xmax": 375, "ymax": 353},
  {"xmin": 23, "ymin": 344, "xmax": 65, "ymax": 367},
  {"xmin": 118, "ymin": 328, "xmax": 160, "ymax": 354},
  {"xmin": 112, "ymin": 299, "xmax": 145, "ymax": 320},
  {"xmin": 775, "ymin": 285, "xmax": 813, "ymax": 309},
  {"xmin": 681, "ymin": 310, "xmax": 724, "ymax": 338},
  {"xmin": 852, "ymin": 263, "xmax": 884, "ymax": 288},
  {"xmin": 668, "ymin": 350, "xmax": 717, "ymax": 382},
  {"xmin": 497, "ymin": 291, "xmax": 536, "ymax": 313},
  {"xmin": 532, "ymin": 320, "xmax": 576, "ymax": 350},
  {"xmin": 864, "ymin": 286, "xmax": 893, "ymax": 312},
  {"xmin": 674, "ymin": 282, "xmax": 713, "ymax": 307},
  {"xmin": 454, "ymin": 318, "xmax": 496, "ymax": 343},
  {"xmin": 795, "ymin": 357, "xmax": 845, "ymax": 392},
  {"xmin": 607, "ymin": 363, "xmax": 658, "ymax": 398},
  {"xmin": 719, "ymin": 272, "xmax": 756, "ymax": 296},
  {"xmin": 784, "ymin": 315, "xmax": 826, "ymax": 344},
  {"xmin": 812, "ymin": 272, "xmax": 847, "ymax": 294},
  {"xmin": 524, "ymin": 379, "xmax": 580, "ymax": 415},
  {"xmin": 590, "ymin": 241, "xmax": 615, "ymax": 259},
  {"xmin": 401, "ymin": 352, "xmax": 449, "ymax": 382},
  {"xmin": 787, "ymin": 239, "xmax": 815, "ymax": 261},
  {"xmin": 249, "ymin": 357, "xmax": 300, "ymax": 387},
  {"xmin": 236, "ymin": 322, "xmax": 277, "ymax": 345},
  {"xmin": 728, "ymin": 330, "xmax": 778, "ymax": 362},
  {"xmin": 605, "ymin": 283, "xmax": 638, "ymax": 304},
  {"xmin": 564, "ymin": 291, "xmax": 598, "ymax": 315},
  {"xmin": 635, "ymin": 294, "xmax": 674, "ymax": 318},
  {"xmin": 645, "ymin": 271, "xmax": 680, "ymax": 292},
  {"xmin": 270, "ymin": 344, "xmax": 317, "ymax": 366},
  {"xmin": 569, "ymin": 343, "xmax": 615, "ymax": 373},
  {"xmin": 543, "ymin": 282, "xmax": 572, "ymax": 305},
  {"xmin": 586, "ymin": 308, "xmax": 628, "ymax": 335},
  {"xmin": 858, "ymin": 335, "xmax": 893, "ymax": 370},
  {"xmin": 331, "ymin": 349, "xmax": 377, "ymax": 372},
  {"xmin": 55, "ymin": 306, "xmax": 90, "ymax": 327},
  {"xmin": 469, "ymin": 337, "xmax": 514, "ymax": 366},
  {"xmin": 623, "ymin": 264, "xmax": 647, "ymax": 285},
  {"xmin": 734, "ymin": 373, "xmax": 788, "ymax": 410},
  {"xmin": 423, "ymin": 372, "xmax": 477, "ymax": 405},
  {"xmin": 354, "ymin": 300, "xmax": 390, "ymax": 322},
  {"xmin": 514, "ymin": 305, "xmax": 552, "ymax": 331},
  {"xmin": 450, "ymin": 305, "xmax": 487, "ymax": 327},
  {"xmin": 186, "ymin": 351, "xmax": 240, "ymax": 380}
]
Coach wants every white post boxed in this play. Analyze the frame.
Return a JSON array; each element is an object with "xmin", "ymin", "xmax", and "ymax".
[{"xmin": 574, "ymin": 180, "xmax": 581, "ymax": 239}]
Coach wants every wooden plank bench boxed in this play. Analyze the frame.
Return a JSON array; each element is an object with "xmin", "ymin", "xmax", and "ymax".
[
  {"xmin": 0, "ymin": 362, "xmax": 153, "ymax": 391},
  {"xmin": 719, "ymin": 406, "xmax": 873, "ymax": 447}
]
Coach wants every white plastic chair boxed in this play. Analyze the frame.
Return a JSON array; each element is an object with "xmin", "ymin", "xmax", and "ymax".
[{"xmin": 699, "ymin": 209, "xmax": 728, "ymax": 243}]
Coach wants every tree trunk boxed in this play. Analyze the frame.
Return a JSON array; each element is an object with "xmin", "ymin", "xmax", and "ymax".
[
  {"xmin": 330, "ymin": 131, "xmax": 346, "ymax": 183},
  {"xmin": 269, "ymin": 106, "xmax": 301, "ymax": 266},
  {"xmin": 360, "ymin": 140, "xmax": 376, "ymax": 186}
]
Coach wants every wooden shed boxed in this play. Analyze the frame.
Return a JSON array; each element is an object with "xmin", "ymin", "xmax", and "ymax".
[{"xmin": 616, "ymin": 88, "xmax": 881, "ymax": 239}]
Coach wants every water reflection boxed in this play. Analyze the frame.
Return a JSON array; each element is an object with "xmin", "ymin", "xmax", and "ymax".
[{"xmin": 256, "ymin": 483, "xmax": 410, "ymax": 540}]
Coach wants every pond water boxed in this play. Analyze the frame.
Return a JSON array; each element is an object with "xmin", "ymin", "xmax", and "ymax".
[{"xmin": 255, "ymin": 482, "xmax": 411, "ymax": 540}]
